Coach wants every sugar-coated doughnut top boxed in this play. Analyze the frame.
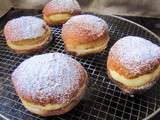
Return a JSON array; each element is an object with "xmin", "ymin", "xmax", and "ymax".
[
  {"xmin": 12, "ymin": 53, "xmax": 87, "ymax": 104},
  {"xmin": 4, "ymin": 16, "xmax": 47, "ymax": 41},
  {"xmin": 62, "ymin": 14, "xmax": 108, "ymax": 42},
  {"xmin": 109, "ymin": 36, "xmax": 160, "ymax": 75},
  {"xmin": 66, "ymin": 15, "xmax": 108, "ymax": 36},
  {"xmin": 43, "ymin": 0, "xmax": 81, "ymax": 15}
]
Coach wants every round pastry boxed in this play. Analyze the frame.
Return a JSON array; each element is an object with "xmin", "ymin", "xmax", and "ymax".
[
  {"xmin": 107, "ymin": 36, "xmax": 160, "ymax": 94},
  {"xmin": 4, "ymin": 16, "xmax": 51, "ymax": 54},
  {"xmin": 42, "ymin": 0, "xmax": 81, "ymax": 25},
  {"xmin": 11, "ymin": 52, "xmax": 88, "ymax": 116},
  {"xmin": 62, "ymin": 14, "xmax": 109, "ymax": 56}
]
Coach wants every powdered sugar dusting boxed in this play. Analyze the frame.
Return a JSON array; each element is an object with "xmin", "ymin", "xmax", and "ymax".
[
  {"xmin": 43, "ymin": 0, "xmax": 81, "ymax": 15},
  {"xmin": 63, "ymin": 14, "xmax": 108, "ymax": 39},
  {"xmin": 4, "ymin": 16, "xmax": 47, "ymax": 41},
  {"xmin": 110, "ymin": 36, "xmax": 160, "ymax": 74},
  {"xmin": 12, "ymin": 53, "xmax": 86, "ymax": 104}
]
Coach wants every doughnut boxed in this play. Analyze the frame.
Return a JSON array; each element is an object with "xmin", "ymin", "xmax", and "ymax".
[
  {"xmin": 11, "ymin": 52, "xmax": 88, "ymax": 116},
  {"xmin": 4, "ymin": 16, "xmax": 51, "ymax": 54},
  {"xmin": 62, "ymin": 14, "xmax": 109, "ymax": 56},
  {"xmin": 107, "ymin": 36, "xmax": 160, "ymax": 94},
  {"xmin": 42, "ymin": 0, "xmax": 81, "ymax": 25}
]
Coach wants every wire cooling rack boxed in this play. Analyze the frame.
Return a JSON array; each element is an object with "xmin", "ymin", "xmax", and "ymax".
[{"xmin": 0, "ymin": 13, "xmax": 160, "ymax": 120}]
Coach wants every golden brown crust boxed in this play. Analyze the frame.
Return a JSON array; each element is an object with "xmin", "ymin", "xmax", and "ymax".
[
  {"xmin": 4, "ymin": 16, "xmax": 51, "ymax": 54},
  {"xmin": 107, "ymin": 36, "xmax": 160, "ymax": 79},
  {"xmin": 42, "ymin": 0, "xmax": 81, "ymax": 16},
  {"xmin": 63, "ymin": 30, "xmax": 108, "ymax": 46},
  {"xmin": 43, "ymin": 13, "xmax": 80, "ymax": 25},
  {"xmin": 64, "ymin": 35, "xmax": 109, "ymax": 56},
  {"xmin": 7, "ymin": 31, "xmax": 51, "ymax": 54},
  {"xmin": 13, "ymin": 69, "xmax": 88, "ymax": 105},
  {"xmin": 12, "ymin": 53, "xmax": 88, "ymax": 105},
  {"xmin": 43, "ymin": 11, "xmax": 80, "ymax": 18},
  {"xmin": 107, "ymin": 70, "xmax": 159, "ymax": 95},
  {"xmin": 4, "ymin": 16, "xmax": 49, "ymax": 42},
  {"xmin": 43, "ymin": 9, "xmax": 81, "ymax": 17},
  {"xmin": 107, "ymin": 56, "xmax": 159, "ymax": 79},
  {"xmin": 28, "ymin": 98, "xmax": 80, "ymax": 116},
  {"xmin": 21, "ymin": 83, "xmax": 86, "ymax": 116},
  {"xmin": 62, "ymin": 15, "xmax": 108, "ymax": 44},
  {"xmin": 62, "ymin": 14, "xmax": 109, "ymax": 56},
  {"xmin": 43, "ymin": 15, "xmax": 68, "ymax": 25}
]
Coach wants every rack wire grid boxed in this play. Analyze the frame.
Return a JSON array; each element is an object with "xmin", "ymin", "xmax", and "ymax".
[{"xmin": 0, "ymin": 13, "xmax": 160, "ymax": 120}]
